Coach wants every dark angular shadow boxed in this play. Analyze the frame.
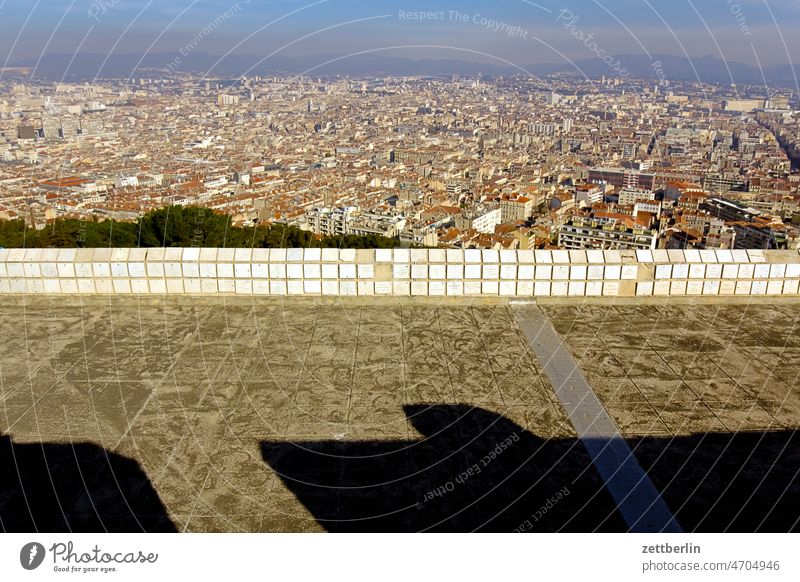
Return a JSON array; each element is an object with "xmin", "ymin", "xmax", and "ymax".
[
  {"xmin": 262, "ymin": 404, "xmax": 626, "ymax": 532},
  {"xmin": 0, "ymin": 434, "xmax": 176, "ymax": 533},
  {"xmin": 261, "ymin": 405, "xmax": 800, "ymax": 532}
]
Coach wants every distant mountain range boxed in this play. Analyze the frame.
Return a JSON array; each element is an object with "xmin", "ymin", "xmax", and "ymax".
[{"xmin": 7, "ymin": 52, "xmax": 800, "ymax": 86}]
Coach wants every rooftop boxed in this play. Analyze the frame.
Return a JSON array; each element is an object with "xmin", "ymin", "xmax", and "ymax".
[{"xmin": 1, "ymin": 296, "xmax": 799, "ymax": 532}]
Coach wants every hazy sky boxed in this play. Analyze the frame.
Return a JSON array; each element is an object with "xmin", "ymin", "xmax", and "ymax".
[{"xmin": 2, "ymin": 0, "xmax": 800, "ymax": 67}]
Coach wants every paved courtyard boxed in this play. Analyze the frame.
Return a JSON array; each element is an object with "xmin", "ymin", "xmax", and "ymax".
[{"xmin": 1, "ymin": 296, "xmax": 799, "ymax": 532}]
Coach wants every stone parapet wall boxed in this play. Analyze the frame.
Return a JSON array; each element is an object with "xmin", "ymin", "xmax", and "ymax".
[{"xmin": 1, "ymin": 247, "xmax": 799, "ymax": 298}]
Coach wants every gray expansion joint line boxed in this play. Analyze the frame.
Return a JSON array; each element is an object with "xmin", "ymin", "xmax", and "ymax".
[{"xmin": 511, "ymin": 304, "xmax": 682, "ymax": 533}]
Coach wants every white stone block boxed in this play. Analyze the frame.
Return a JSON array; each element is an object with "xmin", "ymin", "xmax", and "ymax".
[
  {"xmin": 6, "ymin": 262, "xmax": 23, "ymax": 278},
  {"xmin": 129, "ymin": 279, "xmax": 148, "ymax": 294},
  {"xmin": 166, "ymin": 279, "xmax": 183, "ymax": 295},
  {"xmin": 767, "ymin": 281, "xmax": 784, "ymax": 295},
  {"xmin": 686, "ymin": 281, "xmax": 703, "ymax": 295},
  {"xmin": 218, "ymin": 279, "xmax": 236, "ymax": 294},
  {"xmin": 534, "ymin": 250, "xmax": 552, "ymax": 263},
  {"xmin": 500, "ymin": 250, "xmax": 517, "ymax": 263},
  {"xmin": 42, "ymin": 279, "xmax": 61, "ymax": 294},
  {"xmin": 411, "ymin": 281, "xmax": 428, "ymax": 296},
  {"xmin": 481, "ymin": 281, "xmax": 499, "ymax": 295},
  {"xmin": 483, "ymin": 264, "xmax": 500, "ymax": 279},
  {"xmin": 655, "ymin": 265, "xmax": 672, "ymax": 280},
  {"xmin": 551, "ymin": 282, "xmax": 569, "ymax": 296},
  {"xmin": 302, "ymin": 280, "xmax": 321, "ymax": 295},
  {"xmin": 447, "ymin": 264, "xmax": 464, "ymax": 280},
  {"xmin": 164, "ymin": 248, "xmax": 183, "ymax": 262},
  {"xmin": 699, "ymin": 250, "xmax": 717, "ymax": 263},
  {"xmin": 464, "ymin": 265, "xmax": 482, "ymax": 280},
  {"xmin": 735, "ymin": 281, "xmax": 751, "ymax": 295},
  {"xmin": 552, "ymin": 250, "xmax": 570, "ymax": 264},
  {"xmin": 340, "ymin": 264, "xmax": 357, "ymax": 279},
  {"xmin": 703, "ymin": 281, "xmax": 720, "ymax": 296},
  {"xmin": 320, "ymin": 249, "xmax": 340, "ymax": 263},
  {"xmin": 654, "ymin": 281, "xmax": 671, "ymax": 296},
  {"xmin": 252, "ymin": 249, "xmax": 270, "ymax": 263},
  {"xmin": 536, "ymin": 265, "xmax": 553, "ymax": 280},
  {"xmin": 518, "ymin": 250, "xmax": 534, "ymax": 264},
  {"xmin": 517, "ymin": 281, "xmax": 534, "ymax": 296},
  {"xmin": 287, "ymin": 249, "xmax": 304, "ymax": 262},
  {"xmin": 429, "ymin": 249, "xmax": 446, "ymax": 263},
  {"xmin": 411, "ymin": 249, "xmax": 428, "ymax": 263},
  {"xmin": 183, "ymin": 248, "xmax": 201, "ymax": 262},
  {"xmin": 411, "ymin": 264, "xmax": 428, "ymax": 280},
  {"xmin": 233, "ymin": 263, "xmax": 253, "ymax": 279},
  {"xmin": 270, "ymin": 249, "xmax": 287, "ymax": 262},
  {"xmin": 340, "ymin": 281, "xmax": 357, "ymax": 296},
  {"xmin": 270, "ymin": 281, "xmax": 288, "ymax": 295},
  {"xmin": 552, "ymin": 266, "xmax": 569, "ymax": 280},
  {"xmin": 636, "ymin": 250, "xmax": 653, "ymax": 263},
  {"xmin": 92, "ymin": 263, "xmax": 110, "ymax": 278},
  {"xmin": 183, "ymin": 279, "xmax": 201, "ymax": 294},
  {"xmin": 146, "ymin": 263, "xmax": 165, "ymax": 278},
  {"xmin": 61, "ymin": 279, "xmax": 78, "ymax": 295},
  {"xmin": 358, "ymin": 264, "xmax": 375, "ymax": 279},
  {"xmin": 198, "ymin": 248, "xmax": 217, "ymax": 261},
  {"xmin": 652, "ymin": 249, "xmax": 669, "ymax": 263},
  {"xmin": 684, "ymin": 249, "xmax": 701, "ymax": 263},
  {"xmin": 322, "ymin": 281, "xmax": 340, "ymax": 296},
  {"xmin": 393, "ymin": 281, "xmax": 410, "ymax": 296},
  {"xmin": 636, "ymin": 282, "xmax": 654, "ymax": 296},
  {"xmin": 783, "ymin": 280, "xmax": 800, "ymax": 295},
  {"xmin": 446, "ymin": 281, "xmax": 464, "ymax": 296},
  {"xmin": 393, "ymin": 264, "xmax": 410, "ymax": 279},
  {"xmin": 9, "ymin": 279, "xmax": 27, "ymax": 293},
  {"xmin": 751, "ymin": 281, "xmax": 767, "ymax": 295},
  {"xmin": 738, "ymin": 264, "xmax": 755, "ymax": 279},
  {"xmin": 715, "ymin": 250, "xmax": 733, "ymax": 263},
  {"xmin": 499, "ymin": 281, "xmax": 517, "ymax": 296},
  {"xmin": 253, "ymin": 281, "xmax": 270, "ymax": 295},
  {"xmin": 111, "ymin": 263, "xmax": 128, "ymax": 279},
  {"xmin": 165, "ymin": 262, "xmax": 183, "ymax": 278},
  {"xmin": 287, "ymin": 281, "xmax": 304, "ymax": 295},
  {"xmin": 357, "ymin": 281, "xmax": 375, "ymax": 296},
  {"xmin": 286, "ymin": 264, "xmax": 303, "ymax": 279},
  {"xmin": 667, "ymin": 250, "xmax": 685, "ymax": 263},
  {"xmin": 482, "ymin": 249, "xmax": 499, "ymax": 263},
  {"xmin": 181, "ymin": 263, "xmax": 200, "ymax": 278},
  {"xmin": 586, "ymin": 281, "xmax": 603, "ymax": 297},
  {"xmin": 429, "ymin": 282, "xmax": 446, "ymax": 296},
  {"xmin": 303, "ymin": 248, "xmax": 321, "ymax": 262},
  {"xmin": 770, "ymin": 264, "xmax": 787, "ymax": 279},
  {"xmin": 375, "ymin": 249, "xmax": 392, "ymax": 263},
  {"xmin": 375, "ymin": 282, "xmax": 392, "ymax": 295},
  {"xmin": 586, "ymin": 250, "xmax": 604, "ymax": 264},
  {"xmin": 113, "ymin": 280, "xmax": 132, "ymax": 294},
  {"xmin": 787, "ymin": 264, "xmax": 800, "ymax": 278},
  {"xmin": 500, "ymin": 265, "xmax": 517, "ymax": 280},
  {"xmin": 604, "ymin": 250, "xmax": 622, "ymax": 263},
  {"xmin": 731, "ymin": 250, "xmax": 750, "ymax": 263},
  {"xmin": 23, "ymin": 280, "xmax": 42, "ymax": 294},
  {"xmin": 534, "ymin": 282, "xmax": 551, "ymax": 297},
  {"xmin": 322, "ymin": 264, "xmax": 339, "ymax": 279},
  {"xmin": 570, "ymin": 266, "xmax": 587, "ymax": 281},
  {"xmin": 252, "ymin": 264, "xmax": 269, "ymax": 279},
  {"xmin": 604, "ymin": 265, "xmax": 622, "ymax": 280},
  {"xmin": 303, "ymin": 264, "xmax": 321, "ymax": 279},
  {"xmin": 233, "ymin": 280, "xmax": 253, "ymax": 294},
  {"xmin": 747, "ymin": 250, "xmax": 766, "ymax": 263},
  {"xmin": 78, "ymin": 279, "xmax": 96, "ymax": 294},
  {"xmin": 722, "ymin": 264, "xmax": 738, "ymax": 279},
  {"xmin": 621, "ymin": 265, "xmax": 639, "ymax": 280},
  {"xmin": 719, "ymin": 281, "xmax": 736, "ymax": 295},
  {"xmin": 23, "ymin": 263, "xmax": 41, "ymax": 278},
  {"xmin": 128, "ymin": 263, "xmax": 146, "ymax": 278},
  {"xmin": 269, "ymin": 264, "xmax": 287, "ymax": 279},
  {"xmin": 603, "ymin": 282, "xmax": 620, "ymax": 297},
  {"xmin": 587, "ymin": 265, "xmax": 604, "ymax": 280},
  {"xmin": 464, "ymin": 281, "xmax": 482, "ymax": 295},
  {"xmin": 754, "ymin": 264, "xmax": 771, "ymax": 279},
  {"xmin": 0, "ymin": 262, "xmax": 6, "ymax": 278},
  {"xmin": 200, "ymin": 279, "xmax": 217, "ymax": 294},
  {"xmin": 705, "ymin": 264, "xmax": 723, "ymax": 279},
  {"xmin": 568, "ymin": 250, "xmax": 587, "ymax": 263},
  {"xmin": 429, "ymin": 264, "xmax": 446, "ymax": 280},
  {"xmin": 689, "ymin": 264, "xmax": 706, "ymax": 279},
  {"xmin": 446, "ymin": 249, "xmax": 464, "ymax": 263},
  {"xmin": 464, "ymin": 249, "xmax": 482, "ymax": 263},
  {"xmin": 568, "ymin": 282, "xmax": 586, "ymax": 297},
  {"xmin": 670, "ymin": 281, "xmax": 687, "ymax": 296},
  {"xmin": 40, "ymin": 263, "xmax": 58, "ymax": 278}
]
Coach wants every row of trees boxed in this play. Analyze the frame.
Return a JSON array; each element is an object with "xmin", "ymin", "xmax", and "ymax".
[{"xmin": 0, "ymin": 206, "xmax": 401, "ymax": 249}]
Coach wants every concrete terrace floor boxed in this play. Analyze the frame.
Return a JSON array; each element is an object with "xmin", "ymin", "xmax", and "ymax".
[{"xmin": 1, "ymin": 296, "xmax": 799, "ymax": 532}]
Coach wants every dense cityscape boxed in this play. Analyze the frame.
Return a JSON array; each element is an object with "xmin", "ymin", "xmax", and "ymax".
[{"xmin": 2, "ymin": 73, "xmax": 799, "ymax": 250}]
